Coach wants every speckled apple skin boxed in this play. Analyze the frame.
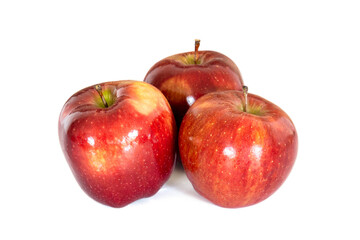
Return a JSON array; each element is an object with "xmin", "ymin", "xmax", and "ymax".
[
  {"xmin": 59, "ymin": 81, "xmax": 176, "ymax": 207},
  {"xmin": 144, "ymin": 51, "xmax": 243, "ymax": 127},
  {"xmin": 179, "ymin": 91, "xmax": 298, "ymax": 208}
]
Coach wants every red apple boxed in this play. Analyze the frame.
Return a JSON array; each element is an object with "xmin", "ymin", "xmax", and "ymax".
[
  {"xmin": 144, "ymin": 40, "xmax": 244, "ymax": 127},
  {"xmin": 179, "ymin": 89, "xmax": 298, "ymax": 208},
  {"xmin": 58, "ymin": 80, "xmax": 176, "ymax": 207}
]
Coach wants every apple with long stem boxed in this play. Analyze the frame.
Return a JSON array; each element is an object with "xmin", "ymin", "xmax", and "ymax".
[
  {"xmin": 179, "ymin": 87, "xmax": 298, "ymax": 208},
  {"xmin": 58, "ymin": 80, "xmax": 177, "ymax": 207},
  {"xmin": 144, "ymin": 39, "xmax": 244, "ymax": 127}
]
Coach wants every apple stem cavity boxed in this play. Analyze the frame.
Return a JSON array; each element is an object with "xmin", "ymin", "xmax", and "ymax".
[
  {"xmin": 195, "ymin": 39, "xmax": 200, "ymax": 64},
  {"xmin": 243, "ymin": 86, "xmax": 248, "ymax": 112},
  {"xmin": 95, "ymin": 85, "xmax": 109, "ymax": 108}
]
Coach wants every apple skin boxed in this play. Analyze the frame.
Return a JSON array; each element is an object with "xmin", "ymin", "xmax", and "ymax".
[
  {"xmin": 144, "ymin": 50, "xmax": 244, "ymax": 127},
  {"xmin": 179, "ymin": 90, "xmax": 298, "ymax": 208},
  {"xmin": 58, "ymin": 80, "xmax": 176, "ymax": 207}
]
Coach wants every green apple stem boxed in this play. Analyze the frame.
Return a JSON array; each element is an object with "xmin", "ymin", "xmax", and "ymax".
[
  {"xmin": 243, "ymin": 86, "xmax": 248, "ymax": 112},
  {"xmin": 95, "ymin": 85, "xmax": 109, "ymax": 108},
  {"xmin": 195, "ymin": 39, "xmax": 200, "ymax": 63}
]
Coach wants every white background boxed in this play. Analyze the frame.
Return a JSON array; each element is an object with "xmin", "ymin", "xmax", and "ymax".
[{"xmin": 1, "ymin": 0, "xmax": 359, "ymax": 239}]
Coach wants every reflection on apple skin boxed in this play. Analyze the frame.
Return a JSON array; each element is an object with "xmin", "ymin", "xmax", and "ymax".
[{"xmin": 223, "ymin": 147, "xmax": 236, "ymax": 159}]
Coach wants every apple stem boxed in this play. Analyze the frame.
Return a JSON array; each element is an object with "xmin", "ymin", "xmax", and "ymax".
[
  {"xmin": 243, "ymin": 86, "xmax": 248, "ymax": 112},
  {"xmin": 95, "ymin": 85, "xmax": 109, "ymax": 108},
  {"xmin": 195, "ymin": 39, "xmax": 200, "ymax": 63}
]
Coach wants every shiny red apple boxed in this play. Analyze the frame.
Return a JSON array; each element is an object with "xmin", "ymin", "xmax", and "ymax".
[
  {"xmin": 144, "ymin": 40, "xmax": 244, "ymax": 127},
  {"xmin": 179, "ymin": 88, "xmax": 298, "ymax": 208},
  {"xmin": 58, "ymin": 80, "xmax": 176, "ymax": 207}
]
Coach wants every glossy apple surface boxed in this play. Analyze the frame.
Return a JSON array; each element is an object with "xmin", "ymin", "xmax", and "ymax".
[
  {"xmin": 58, "ymin": 80, "xmax": 176, "ymax": 207},
  {"xmin": 144, "ymin": 49, "xmax": 243, "ymax": 127},
  {"xmin": 179, "ymin": 90, "xmax": 298, "ymax": 208}
]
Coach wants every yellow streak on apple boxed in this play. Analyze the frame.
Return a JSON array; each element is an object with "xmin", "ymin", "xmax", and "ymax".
[
  {"xmin": 159, "ymin": 76, "xmax": 192, "ymax": 104},
  {"xmin": 127, "ymin": 83, "xmax": 161, "ymax": 116},
  {"xmin": 243, "ymin": 122, "xmax": 267, "ymax": 205},
  {"xmin": 193, "ymin": 100, "xmax": 213, "ymax": 110},
  {"xmin": 88, "ymin": 149, "xmax": 107, "ymax": 172}
]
